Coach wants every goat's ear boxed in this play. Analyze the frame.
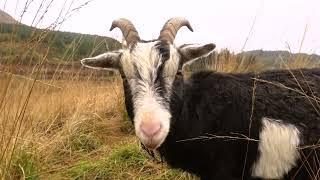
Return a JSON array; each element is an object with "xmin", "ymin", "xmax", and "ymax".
[
  {"xmin": 81, "ymin": 51, "xmax": 122, "ymax": 70},
  {"xmin": 178, "ymin": 43, "xmax": 215, "ymax": 65}
]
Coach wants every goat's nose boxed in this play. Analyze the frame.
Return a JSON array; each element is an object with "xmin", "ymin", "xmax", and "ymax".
[{"xmin": 140, "ymin": 121, "xmax": 161, "ymax": 137}]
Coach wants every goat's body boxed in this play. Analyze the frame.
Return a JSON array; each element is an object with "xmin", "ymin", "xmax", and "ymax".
[
  {"xmin": 80, "ymin": 17, "xmax": 320, "ymax": 179},
  {"xmin": 159, "ymin": 68, "xmax": 320, "ymax": 180}
]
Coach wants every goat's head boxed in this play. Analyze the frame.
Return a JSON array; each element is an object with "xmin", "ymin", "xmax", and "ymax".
[{"xmin": 81, "ymin": 17, "xmax": 215, "ymax": 149}]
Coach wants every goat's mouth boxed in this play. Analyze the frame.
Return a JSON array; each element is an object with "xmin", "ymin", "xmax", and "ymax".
[
  {"xmin": 141, "ymin": 139, "xmax": 161, "ymax": 150},
  {"xmin": 135, "ymin": 120, "xmax": 169, "ymax": 150}
]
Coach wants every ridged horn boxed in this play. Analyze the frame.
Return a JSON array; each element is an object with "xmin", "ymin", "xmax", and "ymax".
[
  {"xmin": 110, "ymin": 18, "xmax": 140, "ymax": 45},
  {"xmin": 159, "ymin": 17, "xmax": 193, "ymax": 43}
]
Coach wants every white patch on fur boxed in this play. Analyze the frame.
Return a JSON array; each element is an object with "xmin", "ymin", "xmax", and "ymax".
[
  {"xmin": 119, "ymin": 41, "xmax": 180, "ymax": 148},
  {"xmin": 252, "ymin": 117, "xmax": 301, "ymax": 179}
]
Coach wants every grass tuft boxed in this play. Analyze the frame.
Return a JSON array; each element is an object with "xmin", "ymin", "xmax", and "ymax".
[{"xmin": 8, "ymin": 148, "xmax": 39, "ymax": 180}]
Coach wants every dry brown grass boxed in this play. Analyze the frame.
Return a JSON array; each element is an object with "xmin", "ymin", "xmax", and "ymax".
[
  {"xmin": 0, "ymin": 67, "xmax": 197, "ymax": 179},
  {"xmin": 0, "ymin": 73, "xmax": 115, "ymax": 176},
  {"xmin": 186, "ymin": 49, "xmax": 266, "ymax": 74}
]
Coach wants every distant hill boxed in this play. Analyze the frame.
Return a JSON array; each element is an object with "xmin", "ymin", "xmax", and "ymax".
[
  {"xmin": 242, "ymin": 50, "xmax": 320, "ymax": 68},
  {"xmin": 0, "ymin": 10, "xmax": 121, "ymax": 65},
  {"xmin": 0, "ymin": 23, "xmax": 121, "ymax": 64},
  {"xmin": 0, "ymin": 10, "xmax": 18, "ymax": 24},
  {"xmin": 188, "ymin": 49, "xmax": 320, "ymax": 73}
]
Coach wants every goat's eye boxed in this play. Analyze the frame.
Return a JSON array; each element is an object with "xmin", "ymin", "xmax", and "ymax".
[
  {"xmin": 161, "ymin": 50, "xmax": 170, "ymax": 60},
  {"xmin": 157, "ymin": 43, "xmax": 170, "ymax": 60}
]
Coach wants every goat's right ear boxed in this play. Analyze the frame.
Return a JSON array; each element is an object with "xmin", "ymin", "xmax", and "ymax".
[
  {"xmin": 81, "ymin": 51, "xmax": 122, "ymax": 70},
  {"xmin": 178, "ymin": 43, "xmax": 215, "ymax": 65}
]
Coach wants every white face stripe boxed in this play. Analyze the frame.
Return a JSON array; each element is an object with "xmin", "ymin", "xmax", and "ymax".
[
  {"xmin": 120, "ymin": 42, "xmax": 180, "ymax": 105},
  {"xmin": 252, "ymin": 117, "xmax": 301, "ymax": 179},
  {"xmin": 119, "ymin": 41, "xmax": 180, "ymax": 148}
]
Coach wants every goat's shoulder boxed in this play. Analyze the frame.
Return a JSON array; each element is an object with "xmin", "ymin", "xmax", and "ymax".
[
  {"xmin": 187, "ymin": 67, "xmax": 320, "ymax": 88},
  {"xmin": 182, "ymin": 71, "xmax": 253, "ymax": 118},
  {"xmin": 257, "ymin": 67, "xmax": 320, "ymax": 81},
  {"xmin": 185, "ymin": 70, "xmax": 254, "ymax": 97}
]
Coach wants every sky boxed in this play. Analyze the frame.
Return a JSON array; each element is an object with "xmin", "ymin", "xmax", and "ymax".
[{"xmin": 1, "ymin": 0, "xmax": 319, "ymax": 54}]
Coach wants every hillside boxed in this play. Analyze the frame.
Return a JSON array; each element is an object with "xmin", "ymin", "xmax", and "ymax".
[
  {"xmin": 0, "ymin": 9, "xmax": 18, "ymax": 24},
  {"xmin": 243, "ymin": 50, "xmax": 320, "ymax": 68},
  {"xmin": 0, "ymin": 23, "xmax": 121, "ymax": 65}
]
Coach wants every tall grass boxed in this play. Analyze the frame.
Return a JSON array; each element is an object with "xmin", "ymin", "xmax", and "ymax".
[{"xmin": 186, "ymin": 49, "xmax": 266, "ymax": 73}]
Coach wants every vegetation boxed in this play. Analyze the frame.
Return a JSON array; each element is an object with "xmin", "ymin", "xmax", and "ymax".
[
  {"xmin": 0, "ymin": 75, "xmax": 197, "ymax": 180},
  {"xmin": 0, "ymin": 23, "xmax": 121, "ymax": 64},
  {"xmin": 243, "ymin": 50, "xmax": 320, "ymax": 69}
]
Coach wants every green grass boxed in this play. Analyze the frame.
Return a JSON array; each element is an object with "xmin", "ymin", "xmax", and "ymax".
[
  {"xmin": 69, "ymin": 133, "xmax": 103, "ymax": 153},
  {"xmin": 8, "ymin": 148, "xmax": 40, "ymax": 180},
  {"xmin": 55, "ymin": 142, "xmax": 193, "ymax": 180}
]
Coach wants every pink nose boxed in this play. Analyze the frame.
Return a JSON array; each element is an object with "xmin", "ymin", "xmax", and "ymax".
[{"xmin": 140, "ymin": 121, "xmax": 161, "ymax": 137}]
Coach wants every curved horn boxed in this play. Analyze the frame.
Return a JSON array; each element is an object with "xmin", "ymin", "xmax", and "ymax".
[
  {"xmin": 159, "ymin": 17, "xmax": 194, "ymax": 43},
  {"xmin": 110, "ymin": 18, "xmax": 140, "ymax": 45}
]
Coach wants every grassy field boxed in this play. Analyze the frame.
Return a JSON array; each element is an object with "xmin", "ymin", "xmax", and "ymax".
[{"xmin": 0, "ymin": 73, "xmax": 198, "ymax": 179}]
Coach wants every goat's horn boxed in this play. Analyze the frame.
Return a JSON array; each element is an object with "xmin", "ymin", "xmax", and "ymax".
[
  {"xmin": 110, "ymin": 18, "xmax": 140, "ymax": 45},
  {"xmin": 159, "ymin": 17, "xmax": 193, "ymax": 44}
]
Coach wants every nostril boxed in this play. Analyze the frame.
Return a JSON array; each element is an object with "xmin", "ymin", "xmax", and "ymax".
[{"xmin": 140, "ymin": 122, "xmax": 161, "ymax": 137}]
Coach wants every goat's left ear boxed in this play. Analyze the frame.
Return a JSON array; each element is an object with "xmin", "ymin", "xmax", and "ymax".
[
  {"xmin": 178, "ymin": 43, "xmax": 215, "ymax": 65},
  {"xmin": 81, "ymin": 51, "xmax": 122, "ymax": 70}
]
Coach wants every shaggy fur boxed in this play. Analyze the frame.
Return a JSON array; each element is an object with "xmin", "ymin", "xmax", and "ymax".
[
  {"xmin": 252, "ymin": 117, "xmax": 301, "ymax": 179},
  {"xmin": 144, "ymin": 69, "xmax": 320, "ymax": 180}
]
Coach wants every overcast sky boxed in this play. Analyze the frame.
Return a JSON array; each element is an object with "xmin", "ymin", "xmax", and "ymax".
[{"xmin": 1, "ymin": 0, "xmax": 319, "ymax": 54}]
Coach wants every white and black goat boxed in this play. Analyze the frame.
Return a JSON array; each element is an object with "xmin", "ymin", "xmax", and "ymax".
[{"xmin": 81, "ymin": 18, "xmax": 320, "ymax": 180}]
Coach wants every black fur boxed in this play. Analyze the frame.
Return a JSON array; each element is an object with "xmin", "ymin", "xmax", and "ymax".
[{"xmin": 123, "ymin": 67, "xmax": 320, "ymax": 179}]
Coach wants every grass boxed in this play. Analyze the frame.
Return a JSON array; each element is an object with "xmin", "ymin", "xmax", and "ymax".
[
  {"xmin": 0, "ymin": 73, "xmax": 196, "ymax": 179},
  {"xmin": 9, "ymin": 148, "xmax": 39, "ymax": 180},
  {"xmin": 61, "ymin": 141, "xmax": 191, "ymax": 180},
  {"xmin": 186, "ymin": 49, "xmax": 266, "ymax": 73}
]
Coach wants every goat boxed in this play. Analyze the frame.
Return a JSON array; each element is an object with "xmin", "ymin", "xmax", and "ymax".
[{"xmin": 81, "ymin": 17, "xmax": 320, "ymax": 180}]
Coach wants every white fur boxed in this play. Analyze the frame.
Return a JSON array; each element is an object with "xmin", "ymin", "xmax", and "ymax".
[
  {"xmin": 163, "ymin": 46, "xmax": 180, "ymax": 92},
  {"xmin": 252, "ymin": 117, "xmax": 301, "ymax": 179},
  {"xmin": 120, "ymin": 42, "xmax": 180, "ymax": 148},
  {"xmin": 134, "ymin": 92, "xmax": 171, "ymax": 149}
]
